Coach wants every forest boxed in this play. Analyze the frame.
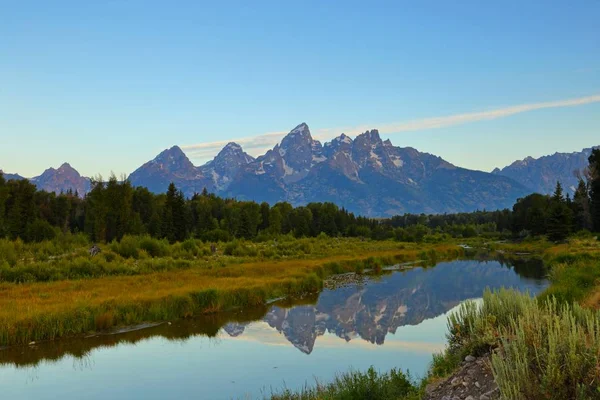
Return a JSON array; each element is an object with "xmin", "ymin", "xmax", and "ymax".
[{"xmin": 0, "ymin": 149, "xmax": 598, "ymax": 245}]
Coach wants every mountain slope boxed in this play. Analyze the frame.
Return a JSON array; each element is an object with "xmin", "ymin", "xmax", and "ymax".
[
  {"xmin": 131, "ymin": 123, "xmax": 530, "ymax": 215},
  {"xmin": 493, "ymin": 147, "xmax": 598, "ymax": 194}
]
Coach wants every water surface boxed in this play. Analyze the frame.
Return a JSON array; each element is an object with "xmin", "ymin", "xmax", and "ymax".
[{"xmin": 0, "ymin": 259, "xmax": 548, "ymax": 400}]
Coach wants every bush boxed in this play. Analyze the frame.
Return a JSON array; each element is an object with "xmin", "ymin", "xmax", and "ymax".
[
  {"xmin": 139, "ymin": 236, "xmax": 170, "ymax": 258},
  {"xmin": 447, "ymin": 289, "xmax": 600, "ymax": 399},
  {"xmin": 0, "ymin": 239, "xmax": 19, "ymax": 266},
  {"xmin": 110, "ymin": 235, "xmax": 140, "ymax": 259},
  {"xmin": 25, "ymin": 220, "xmax": 57, "ymax": 242}
]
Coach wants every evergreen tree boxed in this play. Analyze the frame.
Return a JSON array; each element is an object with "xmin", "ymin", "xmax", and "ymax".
[
  {"xmin": 6, "ymin": 179, "xmax": 37, "ymax": 240},
  {"xmin": 547, "ymin": 182, "xmax": 572, "ymax": 241},
  {"xmin": 0, "ymin": 173, "xmax": 7, "ymax": 237},
  {"xmin": 161, "ymin": 183, "xmax": 177, "ymax": 242},
  {"xmin": 573, "ymin": 178, "xmax": 592, "ymax": 231},
  {"xmin": 237, "ymin": 202, "xmax": 260, "ymax": 239},
  {"xmin": 589, "ymin": 149, "xmax": 600, "ymax": 232},
  {"xmin": 267, "ymin": 207, "xmax": 282, "ymax": 235}
]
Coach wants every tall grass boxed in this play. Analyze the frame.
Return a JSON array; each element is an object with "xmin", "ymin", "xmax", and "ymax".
[
  {"xmin": 268, "ymin": 367, "xmax": 420, "ymax": 400},
  {"xmin": 447, "ymin": 289, "xmax": 600, "ymax": 399}
]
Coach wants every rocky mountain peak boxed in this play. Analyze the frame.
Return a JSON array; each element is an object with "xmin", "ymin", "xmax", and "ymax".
[
  {"xmin": 56, "ymin": 162, "xmax": 81, "ymax": 176},
  {"xmin": 30, "ymin": 163, "xmax": 91, "ymax": 195},
  {"xmin": 214, "ymin": 142, "xmax": 254, "ymax": 163},
  {"xmin": 151, "ymin": 145, "xmax": 196, "ymax": 174},
  {"xmin": 355, "ymin": 129, "xmax": 383, "ymax": 145},
  {"xmin": 352, "ymin": 129, "xmax": 386, "ymax": 169},
  {"xmin": 200, "ymin": 142, "xmax": 255, "ymax": 190},
  {"xmin": 280, "ymin": 122, "xmax": 313, "ymax": 151}
]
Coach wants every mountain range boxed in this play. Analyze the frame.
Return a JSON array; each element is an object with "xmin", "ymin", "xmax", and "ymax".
[
  {"xmin": 492, "ymin": 147, "xmax": 597, "ymax": 194},
  {"xmin": 2, "ymin": 123, "xmax": 596, "ymax": 216}
]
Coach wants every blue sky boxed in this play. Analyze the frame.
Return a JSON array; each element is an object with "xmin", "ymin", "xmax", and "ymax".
[{"xmin": 1, "ymin": 0, "xmax": 599, "ymax": 178}]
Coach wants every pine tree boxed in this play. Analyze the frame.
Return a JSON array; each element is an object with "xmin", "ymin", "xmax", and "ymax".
[
  {"xmin": 573, "ymin": 178, "xmax": 592, "ymax": 231},
  {"xmin": 0, "ymin": 173, "xmax": 7, "ymax": 237},
  {"xmin": 589, "ymin": 149, "xmax": 600, "ymax": 232},
  {"xmin": 547, "ymin": 181, "xmax": 572, "ymax": 241},
  {"xmin": 172, "ymin": 189, "xmax": 188, "ymax": 242},
  {"xmin": 552, "ymin": 181, "xmax": 564, "ymax": 202},
  {"xmin": 268, "ymin": 207, "xmax": 282, "ymax": 235},
  {"xmin": 161, "ymin": 183, "xmax": 177, "ymax": 242}
]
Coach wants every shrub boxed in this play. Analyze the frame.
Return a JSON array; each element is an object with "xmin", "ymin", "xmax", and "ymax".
[
  {"xmin": 447, "ymin": 289, "xmax": 600, "ymax": 399},
  {"xmin": 139, "ymin": 236, "xmax": 170, "ymax": 257},
  {"xmin": 25, "ymin": 220, "xmax": 57, "ymax": 242},
  {"xmin": 110, "ymin": 235, "xmax": 140, "ymax": 259}
]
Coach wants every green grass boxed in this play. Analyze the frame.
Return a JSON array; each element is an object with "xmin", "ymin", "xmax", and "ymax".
[
  {"xmin": 0, "ymin": 235, "xmax": 464, "ymax": 284},
  {"xmin": 268, "ymin": 367, "xmax": 420, "ymax": 400}
]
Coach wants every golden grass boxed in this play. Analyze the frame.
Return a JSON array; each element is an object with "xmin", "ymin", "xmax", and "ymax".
[{"xmin": 0, "ymin": 242, "xmax": 463, "ymax": 346}]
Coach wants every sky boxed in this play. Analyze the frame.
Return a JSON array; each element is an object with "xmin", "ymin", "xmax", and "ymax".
[{"xmin": 1, "ymin": 0, "xmax": 599, "ymax": 178}]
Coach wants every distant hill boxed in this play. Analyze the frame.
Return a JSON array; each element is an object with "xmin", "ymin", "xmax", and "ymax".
[{"xmin": 492, "ymin": 146, "xmax": 598, "ymax": 194}]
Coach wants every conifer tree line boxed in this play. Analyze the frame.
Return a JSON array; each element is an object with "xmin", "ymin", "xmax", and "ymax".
[
  {"xmin": 511, "ymin": 149, "xmax": 600, "ymax": 241},
  {"xmin": 0, "ymin": 149, "xmax": 598, "ymax": 244}
]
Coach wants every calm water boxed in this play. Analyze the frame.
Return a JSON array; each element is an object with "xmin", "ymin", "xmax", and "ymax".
[{"xmin": 0, "ymin": 259, "xmax": 548, "ymax": 400}]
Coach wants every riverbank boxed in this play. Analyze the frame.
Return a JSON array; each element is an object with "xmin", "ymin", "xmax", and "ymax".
[{"xmin": 0, "ymin": 238, "xmax": 465, "ymax": 347}]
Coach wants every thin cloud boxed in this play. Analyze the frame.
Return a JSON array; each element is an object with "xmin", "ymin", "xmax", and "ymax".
[{"xmin": 182, "ymin": 94, "xmax": 600, "ymax": 162}]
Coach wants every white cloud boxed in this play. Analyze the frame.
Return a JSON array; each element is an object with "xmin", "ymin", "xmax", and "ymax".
[{"xmin": 182, "ymin": 94, "xmax": 600, "ymax": 163}]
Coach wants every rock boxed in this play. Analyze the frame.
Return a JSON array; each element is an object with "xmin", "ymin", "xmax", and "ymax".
[
  {"xmin": 465, "ymin": 355, "xmax": 476, "ymax": 363},
  {"xmin": 474, "ymin": 381, "xmax": 481, "ymax": 389},
  {"xmin": 465, "ymin": 396, "xmax": 475, "ymax": 400},
  {"xmin": 89, "ymin": 244, "xmax": 101, "ymax": 257},
  {"xmin": 451, "ymin": 377, "xmax": 461, "ymax": 387},
  {"xmin": 479, "ymin": 396, "xmax": 490, "ymax": 400},
  {"xmin": 28, "ymin": 341, "xmax": 35, "ymax": 346}
]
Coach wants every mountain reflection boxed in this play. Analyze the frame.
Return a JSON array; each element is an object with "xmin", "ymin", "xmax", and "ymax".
[
  {"xmin": 226, "ymin": 259, "xmax": 547, "ymax": 354},
  {"xmin": 0, "ymin": 259, "xmax": 547, "ymax": 366}
]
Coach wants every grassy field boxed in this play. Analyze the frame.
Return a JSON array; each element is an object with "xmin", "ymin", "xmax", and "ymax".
[{"xmin": 0, "ymin": 236, "xmax": 465, "ymax": 346}]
